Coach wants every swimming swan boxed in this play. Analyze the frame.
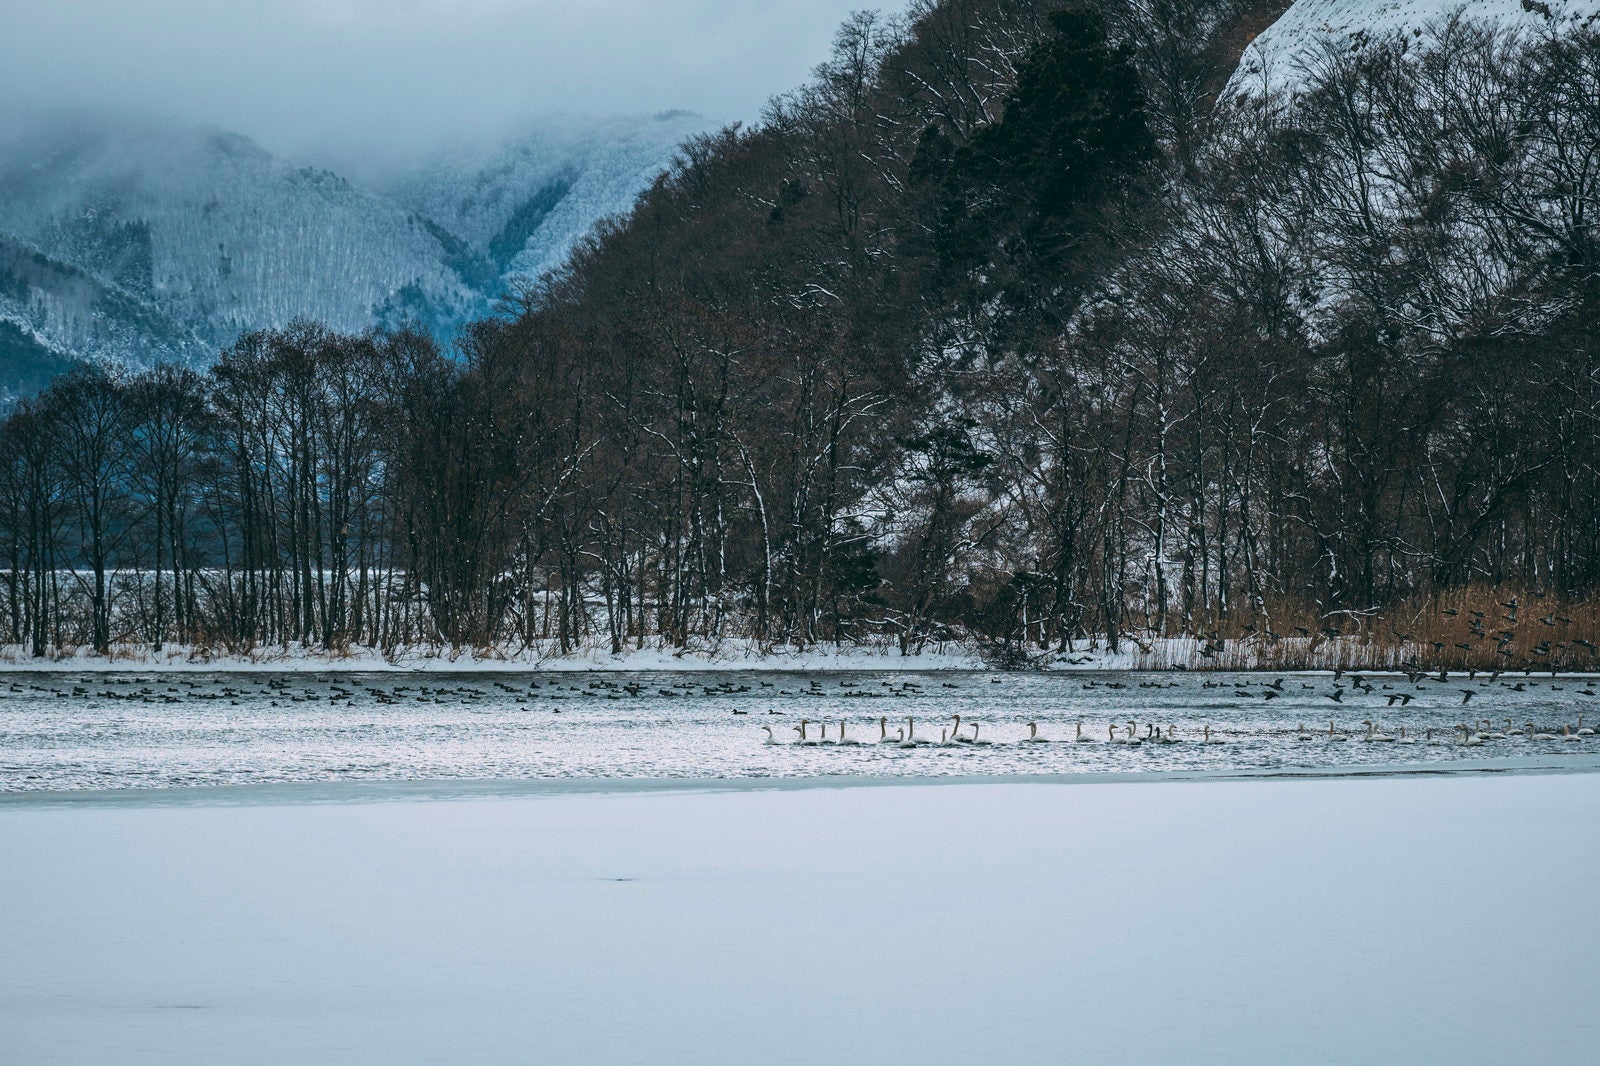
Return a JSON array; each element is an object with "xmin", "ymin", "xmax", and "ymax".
[{"xmin": 1023, "ymin": 722, "xmax": 1048, "ymax": 743}]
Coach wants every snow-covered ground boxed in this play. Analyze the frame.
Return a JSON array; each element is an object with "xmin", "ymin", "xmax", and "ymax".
[
  {"xmin": 3, "ymin": 771, "xmax": 1596, "ymax": 1065},
  {"xmin": 9, "ymin": 634, "xmax": 1591, "ymax": 673},
  {"xmin": 1229, "ymin": 0, "xmax": 1600, "ymax": 97},
  {"xmin": 0, "ymin": 638, "xmax": 987, "ymax": 673}
]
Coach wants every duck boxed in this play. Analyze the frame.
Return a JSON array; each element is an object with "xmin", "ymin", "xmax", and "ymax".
[{"xmin": 1023, "ymin": 722, "xmax": 1049, "ymax": 743}]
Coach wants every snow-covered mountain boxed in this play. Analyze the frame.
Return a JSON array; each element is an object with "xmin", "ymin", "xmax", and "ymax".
[
  {"xmin": 1229, "ymin": 0, "xmax": 1600, "ymax": 96},
  {"xmin": 0, "ymin": 111, "xmax": 711, "ymax": 399},
  {"xmin": 380, "ymin": 111, "xmax": 712, "ymax": 284}
]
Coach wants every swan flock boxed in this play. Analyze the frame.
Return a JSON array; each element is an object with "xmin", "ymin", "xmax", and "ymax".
[{"xmin": 760, "ymin": 714, "xmax": 1600, "ymax": 750}]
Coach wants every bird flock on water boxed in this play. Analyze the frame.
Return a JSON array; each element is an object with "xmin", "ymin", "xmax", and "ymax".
[
  {"xmin": 755, "ymin": 667, "xmax": 1600, "ymax": 750},
  {"xmin": 760, "ymin": 713, "xmax": 1599, "ymax": 747}
]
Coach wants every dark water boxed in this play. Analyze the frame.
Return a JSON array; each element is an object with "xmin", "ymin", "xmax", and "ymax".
[{"xmin": 2, "ymin": 669, "xmax": 1597, "ymax": 790}]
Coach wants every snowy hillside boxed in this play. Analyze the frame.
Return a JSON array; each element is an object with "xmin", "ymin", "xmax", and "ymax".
[
  {"xmin": 0, "ymin": 111, "xmax": 711, "ymax": 398},
  {"xmin": 383, "ymin": 112, "xmax": 713, "ymax": 284},
  {"xmin": 0, "ymin": 233, "xmax": 210, "ymax": 403},
  {"xmin": 0, "ymin": 119, "xmax": 483, "ymax": 348},
  {"xmin": 1228, "ymin": 0, "xmax": 1600, "ymax": 96}
]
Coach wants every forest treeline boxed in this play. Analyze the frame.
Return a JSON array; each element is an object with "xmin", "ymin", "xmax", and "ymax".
[{"xmin": 3, "ymin": 0, "xmax": 1599, "ymax": 669}]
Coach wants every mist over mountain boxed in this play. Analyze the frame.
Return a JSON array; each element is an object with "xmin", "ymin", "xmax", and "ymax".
[{"xmin": 0, "ymin": 109, "xmax": 712, "ymax": 401}]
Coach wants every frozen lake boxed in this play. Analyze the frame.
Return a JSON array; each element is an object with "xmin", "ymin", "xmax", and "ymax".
[
  {"xmin": 3, "ymin": 773, "xmax": 1598, "ymax": 1065},
  {"xmin": 4, "ymin": 669, "xmax": 1599, "ymax": 790}
]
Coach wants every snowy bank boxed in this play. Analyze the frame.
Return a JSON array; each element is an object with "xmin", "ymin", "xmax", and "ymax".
[
  {"xmin": 3, "ymin": 772, "xmax": 1597, "ymax": 1065},
  {"xmin": 0, "ymin": 638, "xmax": 987, "ymax": 673},
  {"xmin": 8, "ymin": 634, "xmax": 1593, "ymax": 674}
]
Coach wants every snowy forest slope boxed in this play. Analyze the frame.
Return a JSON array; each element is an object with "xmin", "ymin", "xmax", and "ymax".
[
  {"xmin": 1229, "ymin": 0, "xmax": 1600, "ymax": 94},
  {"xmin": 0, "ymin": 111, "xmax": 712, "ymax": 399}
]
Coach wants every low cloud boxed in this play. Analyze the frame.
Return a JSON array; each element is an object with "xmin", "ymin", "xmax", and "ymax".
[{"xmin": 0, "ymin": 0, "xmax": 902, "ymax": 160}]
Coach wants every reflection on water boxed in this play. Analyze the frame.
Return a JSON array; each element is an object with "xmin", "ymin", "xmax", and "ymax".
[{"xmin": 2, "ymin": 670, "xmax": 1598, "ymax": 791}]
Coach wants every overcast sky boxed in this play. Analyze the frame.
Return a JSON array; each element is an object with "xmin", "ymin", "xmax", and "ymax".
[{"xmin": 0, "ymin": 0, "xmax": 903, "ymax": 160}]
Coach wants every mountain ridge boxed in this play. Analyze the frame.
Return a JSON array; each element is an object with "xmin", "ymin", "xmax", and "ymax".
[{"xmin": 0, "ymin": 110, "xmax": 712, "ymax": 399}]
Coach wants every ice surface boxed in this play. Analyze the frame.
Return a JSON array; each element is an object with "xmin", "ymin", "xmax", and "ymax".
[{"xmin": 2, "ymin": 773, "xmax": 1597, "ymax": 1064}]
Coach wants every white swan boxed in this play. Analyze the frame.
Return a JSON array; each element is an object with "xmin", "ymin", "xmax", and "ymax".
[
  {"xmin": 1202, "ymin": 724, "xmax": 1225, "ymax": 745},
  {"xmin": 1327, "ymin": 720, "xmax": 1348, "ymax": 742},
  {"xmin": 1481, "ymin": 719, "xmax": 1507, "ymax": 741},
  {"xmin": 1075, "ymin": 721, "xmax": 1095, "ymax": 743},
  {"xmin": 969, "ymin": 722, "xmax": 992, "ymax": 746},
  {"xmin": 1023, "ymin": 722, "xmax": 1049, "ymax": 743},
  {"xmin": 793, "ymin": 719, "xmax": 819, "ymax": 746},
  {"xmin": 836, "ymin": 721, "xmax": 861, "ymax": 746},
  {"xmin": 1125, "ymin": 721, "xmax": 1143, "ymax": 747},
  {"xmin": 1458, "ymin": 724, "xmax": 1484, "ymax": 746},
  {"xmin": 1396, "ymin": 725, "xmax": 1416, "ymax": 745},
  {"xmin": 762, "ymin": 725, "xmax": 778, "ymax": 745},
  {"xmin": 950, "ymin": 715, "xmax": 972, "ymax": 744},
  {"xmin": 877, "ymin": 716, "xmax": 899, "ymax": 744},
  {"xmin": 1527, "ymin": 722, "xmax": 1557, "ymax": 741},
  {"xmin": 898, "ymin": 717, "xmax": 919, "ymax": 748},
  {"xmin": 1576, "ymin": 716, "xmax": 1595, "ymax": 737},
  {"xmin": 1294, "ymin": 723, "xmax": 1314, "ymax": 742},
  {"xmin": 1108, "ymin": 723, "xmax": 1129, "ymax": 744},
  {"xmin": 1563, "ymin": 725, "xmax": 1582, "ymax": 742}
]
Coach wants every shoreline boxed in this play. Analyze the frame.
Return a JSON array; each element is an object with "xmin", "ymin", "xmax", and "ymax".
[
  {"xmin": 4, "ymin": 645, "xmax": 1598, "ymax": 677},
  {"xmin": 8, "ymin": 754, "xmax": 1599, "ymax": 808},
  {"xmin": 11, "ymin": 628, "xmax": 1597, "ymax": 677}
]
